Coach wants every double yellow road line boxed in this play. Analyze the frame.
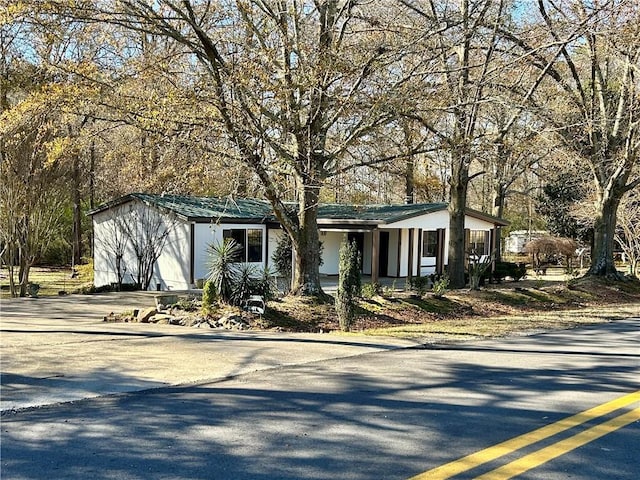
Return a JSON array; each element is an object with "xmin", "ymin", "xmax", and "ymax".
[{"xmin": 409, "ymin": 390, "xmax": 640, "ymax": 480}]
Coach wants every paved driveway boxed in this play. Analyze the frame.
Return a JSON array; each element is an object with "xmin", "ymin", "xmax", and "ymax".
[{"xmin": 0, "ymin": 292, "xmax": 418, "ymax": 411}]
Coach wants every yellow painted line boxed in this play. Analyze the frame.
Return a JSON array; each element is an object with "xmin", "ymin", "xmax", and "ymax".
[
  {"xmin": 408, "ymin": 390, "xmax": 640, "ymax": 480},
  {"xmin": 475, "ymin": 407, "xmax": 640, "ymax": 479}
]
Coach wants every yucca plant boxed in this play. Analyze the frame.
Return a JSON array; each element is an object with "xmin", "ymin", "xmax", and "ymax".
[
  {"xmin": 232, "ymin": 264, "xmax": 257, "ymax": 306},
  {"xmin": 206, "ymin": 239, "xmax": 242, "ymax": 304}
]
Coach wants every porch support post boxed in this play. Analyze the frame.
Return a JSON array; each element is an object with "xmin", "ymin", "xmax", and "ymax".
[
  {"xmin": 490, "ymin": 226, "xmax": 498, "ymax": 275},
  {"xmin": 436, "ymin": 228, "xmax": 445, "ymax": 275},
  {"xmin": 416, "ymin": 229, "xmax": 422, "ymax": 277},
  {"xmin": 371, "ymin": 228, "xmax": 380, "ymax": 284},
  {"xmin": 396, "ymin": 230, "xmax": 402, "ymax": 277},
  {"xmin": 407, "ymin": 228, "xmax": 414, "ymax": 279},
  {"xmin": 189, "ymin": 223, "xmax": 195, "ymax": 286}
]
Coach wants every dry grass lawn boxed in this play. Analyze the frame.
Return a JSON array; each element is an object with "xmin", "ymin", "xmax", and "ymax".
[
  {"xmin": 3, "ymin": 266, "xmax": 638, "ymax": 344},
  {"xmin": 266, "ymin": 275, "xmax": 640, "ymax": 342}
]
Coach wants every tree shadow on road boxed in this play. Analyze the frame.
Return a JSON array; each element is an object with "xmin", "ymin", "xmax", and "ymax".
[{"xmin": 1, "ymin": 320, "xmax": 639, "ymax": 480}]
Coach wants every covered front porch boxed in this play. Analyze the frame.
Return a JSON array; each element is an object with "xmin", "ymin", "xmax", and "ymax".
[{"xmin": 318, "ymin": 227, "xmax": 447, "ymax": 283}]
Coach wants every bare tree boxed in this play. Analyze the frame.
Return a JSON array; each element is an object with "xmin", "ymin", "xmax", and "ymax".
[
  {"xmin": 507, "ymin": 0, "xmax": 640, "ymax": 279},
  {"xmin": 120, "ymin": 203, "xmax": 177, "ymax": 290},
  {"xmin": 39, "ymin": 0, "xmax": 405, "ymax": 297},
  {"xmin": 94, "ymin": 207, "xmax": 129, "ymax": 290},
  {"xmin": 0, "ymin": 90, "xmax": 68, "ymax": 296},
  {"xmin": 615, "ymin": 190, "xmax": 640, "ymax": 277},
  {"xmin": 396, "ymin": 0, "xmax": 512, "ymax": 287}
]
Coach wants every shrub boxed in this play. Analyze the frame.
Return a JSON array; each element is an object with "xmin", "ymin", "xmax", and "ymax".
[
  {"xmin": 468, "ymin": 254, "xmax": 493, "ymax": 290},
  {"xmin": 382, "ymin": 280, "xmax": 397, "ymax": 298},
  {"xmin": 202, "ymin": 280, "xmax": 217, "ymax": 314},
  {"xmin": 254, "ymin": 267, "xmax": 278, "ymax": 301},
  {"xmin": 408, "ymin": 276, "xmax": 430, "ymax": 296},
  {"xmin": 336, "ymin": 238, "xmax": 361, "ymax": 332},
  {"xmin": 432, "ymin": 275, "xmax": 450, "ymax": 298},
  {"xmin": 231, "ymin": 264, "xmax": 256, "ymax": 306},
  {"xmin": 361, "ymin": 282, "xmax": 381, "ymax": 299},
  {"xmin": 272, "ymin": 234, "xmax": 292, "ymax": 292},
  {"xmin": 492, "ymin": 261, "xmax": 526, "ymax": 282}
]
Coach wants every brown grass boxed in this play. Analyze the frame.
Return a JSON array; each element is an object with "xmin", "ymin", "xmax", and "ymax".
[
  {"xmin": 0, "ymin": 265, "xmax": 93, "ymax": 299},
  {"xmin": 264, "ymin": 275, "xmax": 640, "ymax": 342}
]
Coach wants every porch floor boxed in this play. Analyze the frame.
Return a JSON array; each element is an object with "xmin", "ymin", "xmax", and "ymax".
[{"xmin": 319, "ymin": 275, "xmax": 408, "ymax": 294}]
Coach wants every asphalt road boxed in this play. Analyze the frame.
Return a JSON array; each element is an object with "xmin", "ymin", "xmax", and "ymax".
[{"xmin": 1, "ymin": 294, "xmax": 639, "ymax": 479}]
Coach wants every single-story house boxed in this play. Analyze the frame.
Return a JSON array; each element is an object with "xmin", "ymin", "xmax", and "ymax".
[{"xmin": 89, "ymin": 193, "xmax": 508, "ymax": 291}]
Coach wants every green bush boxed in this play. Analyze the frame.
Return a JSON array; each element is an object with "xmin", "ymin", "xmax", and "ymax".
[
  {"xmin": 272, "ymin": 234, "xmax": 292, "ymax": 291},
  {"xmin": 202, "ymin": 280, "xmax": 217, "ymax": 314},
  {"xmin": 361, "ymin": 282, "xmax": 381, "ymax": 299},
  {"xmin": 408, "ymin": 276, "xmax": 430, "ymax": 296},
  {"xmin": 336, "ymin": 239, "xmax": 361, "ymax": 332},
  {"xmin": 432, "ymin": 275, "xmax": 449, "ymax": 298}
]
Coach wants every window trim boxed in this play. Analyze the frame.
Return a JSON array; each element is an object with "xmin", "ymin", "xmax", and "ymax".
[
  {"xmin": 422, "ymin": 230, "xmax": 438, "ymax": 258},
  {"xmin": 222, "ymin": 227, "xmax": 264, "ymax": 263}
]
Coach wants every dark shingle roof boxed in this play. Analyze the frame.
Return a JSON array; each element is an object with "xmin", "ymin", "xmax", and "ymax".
[
  {"xmin": 89, "ymin": 193, "xmax": 277, "ymax": 222},
  {"xmin": 89, "ymin": 194, "xmax": 508, "ymax": 226},
  {"xmin": 317, "ymin": 202, "xmax": 448, "ymax": 224}
]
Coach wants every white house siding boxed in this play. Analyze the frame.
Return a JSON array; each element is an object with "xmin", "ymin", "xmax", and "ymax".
[
  {"xmin": 192, "ymin": 222, "xmax": 268, "ymax": 284},
  {"xmin": 267, "ymin": 227, "xmax": 283, "ymax": 271},
  {"xmin": 150, "ymin": 220, "xmax": 191, "ymax": 291},
  {"xmin": 396, "ymin": 229, "xmax": 409, "ymax": 277},
  {"xmin": 318, "ymin": 231, "xmax": 343, "ymax": 275},
  {"xmin": 363, "ymin": 233, "xmax": 373, "ymax": 275},
  {"xmin": 388, "ymin": 212, "xmax": 446, "ymax": 277},
  {"xmin": 464, "ymin": 216, "xmax": 497, "ymax": 231},
  {"xmin": 93, "ymin": 204, "xmax": 146, "ymax": 288},
  {"xmin": 93, "ymin": 210, "xmax": 122, "ymax": 288},
  {"xmin": 193, "ymin": 223, "xmax": 215, "ymax": 284},
  {"xmin": 383, "ymin": 211, "xmax": 497, "ymax": 277},
  {"xmin": 93, "ymin": 201, "xmax": 191, "ymax": 290},
  {"xmin": 387, "ymin": 229, "xmax": 400, "ymax": 277}
]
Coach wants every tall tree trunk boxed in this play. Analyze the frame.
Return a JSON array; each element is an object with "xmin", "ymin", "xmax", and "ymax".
[
  {"xmin": 291, "ymin": 183, "xmax": 323, "ymax": 296},
  {"xmin": 491, "ymin": 183, "xmax": 505, "ymax": 262},
  {"xmin": 405, "ymin": 155, "xmax": 415, "ymax": 204},
  {"xmin": 587, "ymin": 194, "xmax": 622, "ymax": 279},
  {"xmin": 72, "ymin": 152, "xmax": 82, "ymax": 266},
  {"xmin": 447, "ymin": 163, "xmax": 469, "ymax": 288}
]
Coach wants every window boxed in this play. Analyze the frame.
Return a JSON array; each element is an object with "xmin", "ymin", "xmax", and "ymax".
[
  {"xmin": 247, "ymin": 229, "xmax": 263, "ymax": 262},
  {"xmin": 223, "ymin": 228, "xmax": 263, "ymax": 262},
  {"xmin": 422, "ymin": 230, "xmax": 438, "ymax": 257},
  {"xmin": 468, "ymin": 230, "xmax": 489, "ymax": 255}
]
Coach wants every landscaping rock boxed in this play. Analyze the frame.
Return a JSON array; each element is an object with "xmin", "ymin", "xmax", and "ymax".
[
  {"xmin": 215, "ymin": 313, "xmax": 249, "ymax": 330},
  {"xmin": 137, "ymin": 307, "xmax": 157, "ymax": 323},
  {"xmin": 149, "ymin": 314, "xmax": 174, "ymax": 324}
]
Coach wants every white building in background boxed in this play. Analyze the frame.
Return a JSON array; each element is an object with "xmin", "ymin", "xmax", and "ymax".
[
  {"xmin": 503, "ymin": 230, "xmax": 549, "ymax": 254},
  {"xmin": 90, "ymin": 193, "xmax": 508, "ymax": 290}
]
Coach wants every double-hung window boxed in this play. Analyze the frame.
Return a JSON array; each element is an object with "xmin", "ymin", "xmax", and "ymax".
[
  {"xmin": 222, "ymin": 228, "xmax": 263, "ymax": 262},
  {"xmin": 468, "ymin": 230, "xmax": 489, "ymax": 256},
  {"xmin": 422, "ymin": 230, "xmax": 438, "ymax": 257}
]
